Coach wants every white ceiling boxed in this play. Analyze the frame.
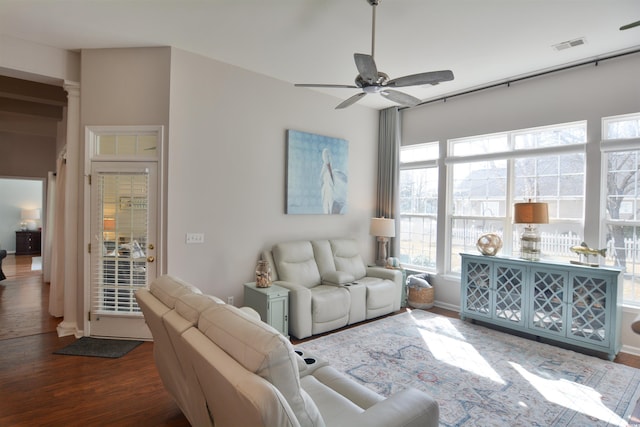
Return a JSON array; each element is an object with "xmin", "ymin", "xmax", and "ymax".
[{"xmin": 1, "ymin": 0, "xmax": 639, "ymax": 110}]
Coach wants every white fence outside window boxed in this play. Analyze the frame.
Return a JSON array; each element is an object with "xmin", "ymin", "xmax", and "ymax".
[{"xmin": 401, "ymin": 214, "xmax": 640, "ymax": 267}]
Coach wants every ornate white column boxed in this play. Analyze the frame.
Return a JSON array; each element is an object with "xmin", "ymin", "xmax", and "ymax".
[{"xmin": 57, "ymin": 81, "xmax": 80, "ymax": 337}]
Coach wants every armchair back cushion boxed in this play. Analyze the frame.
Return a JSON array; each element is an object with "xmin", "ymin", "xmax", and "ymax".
[
  {"xmin": 330, "ymin": 239, "xmax": 367, "ymax": 280},
  {"xmin": 199, "ymin": 303, "xmax": 324, "ymax": 427},
  {"xmin": 151, "ymin": 275, "xmax": 202, "ymax": 308},
  {"xmin": 273, "ymin": 241, "xmax": 322, "ymax": 288}
]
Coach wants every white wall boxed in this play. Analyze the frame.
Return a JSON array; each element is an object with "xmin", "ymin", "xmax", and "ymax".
[
  {"xmin": 168, "ymin": 48, "xmax": 378, "ymax": 303},
  {"xmin": 0, "ymin": 178, "xmax": 43, "ymax": 252},
  {"xmin": 401, "ymin": 52, "xmax": 640, "ymax": 353},
  {"xmin": 80, "ymin": 46, "xmax": 378, "ymax": 309},
  {"xmin": 0, "ymin": 34, "xmax": 80, "ymax": 84}
]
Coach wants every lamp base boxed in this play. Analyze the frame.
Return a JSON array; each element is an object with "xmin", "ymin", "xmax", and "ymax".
[
  {"xmin": 520, "ymin": 225, "xmax": 541, "ymax": 261},
  {"xmin": 376, "ymin": 237, "xmax": 389, "ymax": 267}
]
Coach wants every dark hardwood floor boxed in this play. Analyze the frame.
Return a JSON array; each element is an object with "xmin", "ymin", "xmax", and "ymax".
[
  {"xmin": 2, "ymin": 254, "xmax": 639, "ymax": 425},
  {"xmin": 0, "ymin": 254, "xmax": 189, "ymax": 426}
]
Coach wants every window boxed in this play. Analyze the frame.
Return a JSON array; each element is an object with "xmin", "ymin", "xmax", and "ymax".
[
  {"xmin": 447, "ymin": 122, "xmax": 587, "ymax": 273},
  {"xmin": 601, "ymin": 112, "xmax": 640, "ymax": 305},
  {"xmin": 399, "ymin": 142, "xmax": 439, "ymax": 270}
]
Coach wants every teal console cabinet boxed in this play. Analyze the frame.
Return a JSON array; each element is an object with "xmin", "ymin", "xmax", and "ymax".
[{"xmin": 460, "ymin": 253, "xmax": 623, "ymax": 360}]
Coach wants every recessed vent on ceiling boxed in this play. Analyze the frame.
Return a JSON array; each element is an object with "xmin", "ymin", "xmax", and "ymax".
[{"xmin": 553, "ymin": 37, "xmax": 586, "ymax": 51}]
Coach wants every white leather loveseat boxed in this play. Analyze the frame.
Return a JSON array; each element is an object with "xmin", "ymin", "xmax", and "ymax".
[
  {"xmin": 136, "ymin": 275, "xmax": 439, "ymax": 427},
  {"xmin": 262, "ymin": 238, "xmax": 402, "ymax": 339}
]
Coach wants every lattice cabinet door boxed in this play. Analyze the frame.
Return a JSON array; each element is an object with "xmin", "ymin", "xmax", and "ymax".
[
  {"xmin": 528, "ymin": 267, "xmax": 569, "ymax": 338},
  {"xmin": 493, "ymin": 263, "xmax": 526, "ymax": 327},
  {"xmin": 461, "ymin": 258, "xmax": 492, "ymax": 320},
  {"xmin": 568, "ymin": 273, "xmax": 610, "ymax": 347}
]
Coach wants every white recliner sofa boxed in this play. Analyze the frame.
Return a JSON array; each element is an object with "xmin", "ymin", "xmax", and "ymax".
[
  {"xmin": 262, "ymin": 238, "xmax": 402, "ymax": 339},
  {"xmin": 136, "ymin": 275, "xmax": 439, "ymax": 427}
]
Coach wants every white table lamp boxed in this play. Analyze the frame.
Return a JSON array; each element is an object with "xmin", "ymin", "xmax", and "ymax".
[
  {"xmin": 370, "ymin": 217, "xmax": 395, "ymax": 266},
  {"xmin": 21, "ymin": 208, "xmax": 41, "ymax": 231}
]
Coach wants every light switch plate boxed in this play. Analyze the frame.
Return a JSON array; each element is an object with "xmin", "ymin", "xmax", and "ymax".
[{"xmin": 185, "ymin": 233, "xmax": 205, "ymax": 244}]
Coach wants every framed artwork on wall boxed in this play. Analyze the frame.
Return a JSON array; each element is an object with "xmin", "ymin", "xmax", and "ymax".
[{"xmin": 286, "ymin": 129, "xmax": 349, "ymax": 214}]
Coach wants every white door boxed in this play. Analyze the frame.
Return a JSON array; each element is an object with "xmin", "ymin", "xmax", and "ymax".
[{"xmin": 89, "ymin": 162, "xmax": 158, "ymax": 338}]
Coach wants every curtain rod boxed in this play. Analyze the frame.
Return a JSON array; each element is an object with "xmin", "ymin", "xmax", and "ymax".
[{"xmin": 401, "ymin": 48, "xmax": 640, "ymax": 110}]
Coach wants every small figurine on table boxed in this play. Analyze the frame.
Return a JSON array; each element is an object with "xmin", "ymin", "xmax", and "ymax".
[{"xmin": 570, "ymin": 242, "xmax": 607, "ymax": 267}]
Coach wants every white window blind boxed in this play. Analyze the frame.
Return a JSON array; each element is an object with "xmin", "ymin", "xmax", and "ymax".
[{"xmin": 92, "ymin": 171, "xmax": 149, "ymax": 315}]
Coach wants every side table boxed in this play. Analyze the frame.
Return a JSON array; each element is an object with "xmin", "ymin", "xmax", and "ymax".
[
  {"xmin": 243, "ymin": 282, "xmax": 289, "ymax": 337},
  {"xmin": 15, "ymin": 230, "xmax": 41, "ymax": 255}
]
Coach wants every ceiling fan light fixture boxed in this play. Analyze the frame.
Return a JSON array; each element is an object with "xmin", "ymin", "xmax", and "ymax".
[{"xmin": 363, "ymin": 85, "xmax": 382, "ymax": 94}]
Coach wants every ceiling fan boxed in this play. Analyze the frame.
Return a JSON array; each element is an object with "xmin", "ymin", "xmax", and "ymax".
[
  {"xmin": 620, "ymin": 20, "xmax": 640, "ymax": 31},
  {"xmin": 295, "ymin": 0, "xmax": 454, "ymax": 109}
]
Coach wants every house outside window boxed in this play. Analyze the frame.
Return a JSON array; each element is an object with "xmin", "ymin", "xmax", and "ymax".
[
  {"xmin": 399, "ymin": 142, "xmax": 439, "ymax": 270},
  {"xmin": 446, "ymin": 121, "xmax": 587, "ymax": 274},
  {"xmin": 601, "ymin": 112, "xmax": 640, "ymax": 305}
]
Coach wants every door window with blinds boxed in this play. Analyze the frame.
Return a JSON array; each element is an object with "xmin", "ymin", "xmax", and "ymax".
[{"xmin": 93, "ymin": 169, "xmax": 150, "ymax": 315}]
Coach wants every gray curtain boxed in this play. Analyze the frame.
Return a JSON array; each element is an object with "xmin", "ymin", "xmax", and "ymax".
[{"xmin": 375, "ymin": 106, "xmax": 400, "ymax": 258}]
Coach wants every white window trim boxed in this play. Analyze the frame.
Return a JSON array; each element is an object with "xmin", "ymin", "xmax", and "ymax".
[{"xmin": 600, "ymin": 137, "xmax": 640, "ymax": 153}]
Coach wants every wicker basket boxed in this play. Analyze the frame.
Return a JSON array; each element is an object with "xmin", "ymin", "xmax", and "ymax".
[{"xmin": 407, "ymin": 286, "xmax": 434, "ymax": 309}]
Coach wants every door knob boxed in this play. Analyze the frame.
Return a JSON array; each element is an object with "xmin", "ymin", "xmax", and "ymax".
[{"xmin": 147, "ymin": 256, "xmax": 155, "ymax": 263}]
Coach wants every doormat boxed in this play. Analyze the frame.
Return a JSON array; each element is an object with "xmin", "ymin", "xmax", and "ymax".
[{"xmin": 54, "ymin": 337, "xmax": 143, "ymax": 358}]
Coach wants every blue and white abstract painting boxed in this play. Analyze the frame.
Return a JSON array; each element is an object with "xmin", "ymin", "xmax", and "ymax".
[{"xmin": 286, "ymin": 130, "xmax": 348, "ymax": 214}]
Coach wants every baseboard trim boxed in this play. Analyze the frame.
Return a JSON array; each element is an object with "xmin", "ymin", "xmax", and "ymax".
[
  {"xmin": 621, "ymin": 344, "xmax": 640, "ymax": 357},
  {"xmin": 434, "ymin": 301, "xmax": 460, "ymax": 313},
  {"xmin": 56, "ymin": 321, "xmax": 78, "ymax": 338}
]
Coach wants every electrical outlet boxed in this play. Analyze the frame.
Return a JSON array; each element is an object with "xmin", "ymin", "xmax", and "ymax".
[
  {"xmin": 185, "ymin": 233, "xmax": 205, "ymax": 244},
  {"xmin": 227, "ymin": 296, "xmax": 234, "ymax": 306}
]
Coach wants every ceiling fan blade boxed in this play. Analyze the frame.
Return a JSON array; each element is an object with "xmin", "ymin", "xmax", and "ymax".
[
  {"xmin": 620, "ymin": 20, "xmax": 640, "ymax": 30},
  {"xmin": 354, "ymin": 53, "xmax": 378, "ymax": 84},
  {"xmin": 386, "ymin": 70, "xmax": 455, "ymax": 88},
  {"xmin": 295, "ymin": 83, "xmax": 359, "ymax": 89},
  {"xmin": 380, "ymin": 89, "xmax": 421, "ymax": 107},
  {"xmin": 335, "ymin": 92, "xmax": 367, "ymax": 109}
]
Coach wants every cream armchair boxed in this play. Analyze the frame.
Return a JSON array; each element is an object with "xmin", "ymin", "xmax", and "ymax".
[
  {"xmin": 137, "ymin": 275, "xmax": 439, "ymax": 427},
  {"xmin": 262, "ymin": 238, "xmax": 402, "ymax": 339}
]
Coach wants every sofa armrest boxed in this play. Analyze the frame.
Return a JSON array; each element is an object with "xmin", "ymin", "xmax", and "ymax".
[
  {"xmin": 272, "ymin": 280, "xmax": 313, "ymax": 339},
  {"xmin": 366, "ymin": 266, "xmax": 401, "ymax": 284},
  {"xmin": 335, "ymin": 388, "xmax": 439, "ymax": 427}
]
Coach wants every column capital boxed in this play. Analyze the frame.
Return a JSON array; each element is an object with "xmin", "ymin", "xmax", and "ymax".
[{"xmin": 63, "ymin": 80, "xmax": 80, "ymax": 98}]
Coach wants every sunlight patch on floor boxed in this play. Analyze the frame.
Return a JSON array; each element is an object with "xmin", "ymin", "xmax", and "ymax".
[
  {"xmin": 417, "ymin": 323, "xmax": 505, "ymax": 384},
  {"xmin": 409, "ymin": 310, "xmax": 467, "ymax": 340},
  {"xmin": 511, "ymin": 362, "xmax": 627, "ymax": 426}
]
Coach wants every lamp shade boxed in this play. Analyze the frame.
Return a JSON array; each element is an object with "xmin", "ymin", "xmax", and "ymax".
[
  {"xmin": 514, "ymin": 202, "xmax": 548, "ymax": 224},
  {"xmin": 21, "ymin": 208, "xmax": 41, "ymax": 220},
  {"xmin": 370, "ymin": 217, "xmax": 395, "ymax": 238},
  {"xmin": 103, "ymin": 218, "xmax": 116, "ymax": 231}
]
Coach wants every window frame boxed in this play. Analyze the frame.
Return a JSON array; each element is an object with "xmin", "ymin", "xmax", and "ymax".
[
  {"xmin": 399, "ymin": 142, "xmax": 440, "ymax": 272},
  {"xmin": 600, "ymin": 112, "xmax": 640, "ymax": 306},
  {"xmin": 445, "ymin": 121, "xmax": 587, "ymax": 275}
]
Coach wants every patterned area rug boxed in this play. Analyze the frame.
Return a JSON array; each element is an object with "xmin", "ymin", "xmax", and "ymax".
[{"xmin": 298, "ymin": 309, "xmax": 640, "ymax": 426}]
